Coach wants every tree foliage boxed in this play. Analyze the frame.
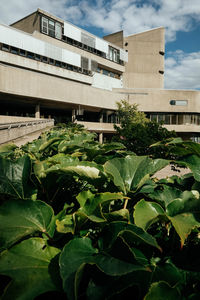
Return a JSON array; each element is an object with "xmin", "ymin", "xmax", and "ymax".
[
  {"xmin": 0, "ymin": 124, "xmax": 200, "ymax": 299},
  {"xmin": 114, "ymin": 100, "xmax": 177, "ymax": 156}
]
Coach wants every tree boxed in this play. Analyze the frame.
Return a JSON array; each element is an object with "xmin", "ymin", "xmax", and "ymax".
[{"xmin": 113, "ymin": 100, "xmax": 177, "ymax": 156}]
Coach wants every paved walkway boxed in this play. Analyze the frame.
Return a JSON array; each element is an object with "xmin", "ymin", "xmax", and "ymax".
[{"xmin": 154, "ymin": 165, "xmax": 190, "ymax": 179}]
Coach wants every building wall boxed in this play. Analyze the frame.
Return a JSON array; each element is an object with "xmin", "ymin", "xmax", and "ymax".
[
  {"xmin": 123, "ymin": 27, "xmax": 165, "ymax": 89},
  {"xmin": 113, "ymin": 88, "xmax": 200, "ymax": 113},
  {"xmin": 11, "ymin": 12, "xmax": 40, "ymax": 33},
  {"xmin": 103, "ymin": 31, "xmax": 124, "ymax": 49},
  {"xmin": 0, "ymin": 51, "xmax": 93, "ymax": 85},
  {"xmin": 33, "ymin": 31, "xmax": 125, "ymax": 74},
  {"xmin": 0, "ymin": 63, "xmax": 126, "ymax": 111}
]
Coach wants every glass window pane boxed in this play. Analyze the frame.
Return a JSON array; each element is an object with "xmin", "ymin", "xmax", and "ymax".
[
  {"xmin": 164, "ymin": 115, "xmax": 170, "ymax": 124},
  {"xmin": 171, "ymin": 115, "xmax": 177, "ymax": 124},
  {"xmin": 185, "ymin": 115, "xmax": 192, "ymax": 124},
  {"xmin": 178, "ymin": 115, "xmax": 184, "ymax": 124},
  {"xmin": 158, "ymin": 114, "xmax": 164, "ymax": 122},
  {"xmin": 55, "ymin": 23, "xmax": 62, "ymax": 39}
]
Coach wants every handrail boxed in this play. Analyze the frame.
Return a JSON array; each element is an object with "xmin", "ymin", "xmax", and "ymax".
[{"xmin": 0, "ymin": 119, "xmax": 54, "ymax": 130}]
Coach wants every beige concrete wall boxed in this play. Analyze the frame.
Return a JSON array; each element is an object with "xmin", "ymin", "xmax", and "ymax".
[
  {"xmin": 0, "ymin": 51, "xmax": 93, "ymax": 85},
  {"xmin": 76, "ymin": 121, "xmax": 115, "ymax": 132},
  {"xmin": 0, "ymin": 63, "xmax": 127, "ymax": 111},
  {"xmin": 0, "ymin": 115, "xmax": 42, "ymax": 123},
  {"xmin": 0, "ymin": 119, "xmax": 54, "ymax": 144},
  {"xmin": 165, "ymin": 124, "xmax": 200, "ymax": 133},
  {"xmin": 33, "ymin": 31, "xmax": 125, "ymax": 73},
  {"xmin": 11, "ymin": 12, "xmax": 40, "ymax": 34},
  {"xmin": 114, "ymin": 88, "xmax": 200, "ymax": 113},
  {"xmin": 123, "ymin": 28, "xmax": 165, "ymax": 89},
  {"xmin": 103, "ymin": 31, "xmax": 124, "ymax": 48}
]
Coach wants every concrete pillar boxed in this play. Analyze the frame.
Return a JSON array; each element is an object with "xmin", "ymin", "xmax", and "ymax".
[
  {"xmin": 35, "ymin": 104, "xmax": 40, "ymax": 119},
  {"xmin": 99, "ymin": 132, "xmax": 103, "ymax": 144},
  {"xmin": 99, "ymin": 113, "xmax": 103, "ymax": 123},
  {"xmin": 72, "ymin": 109, "xmax": 76, "ymax": 122}
]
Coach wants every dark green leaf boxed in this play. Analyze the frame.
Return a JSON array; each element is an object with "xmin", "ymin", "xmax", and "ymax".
[
  {"xmin": 0, "ymin": 155, "xmax": 36, "ymax": 199},
  {"xmin": 104, "ymin": 156, "xmax": 168, "ymax": 194},
  {"xmin": 144, "ymin": 281, "xmax": 181, "ymax": 300},
  {"xmin": 0, "ymin": 238, "xmax": 60, "ymax": 300},
  {"xmin": 134, "ymin": 199, "xmax": 165, "ymax": 230},
  {"xmin": 0, "ymin": 200, "xmax": 54, "ymax": 250}
]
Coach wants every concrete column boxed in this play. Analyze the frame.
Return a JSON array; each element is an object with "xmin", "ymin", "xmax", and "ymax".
[
  {"xmin": 99, "ymin": 132, "xmax": 103, "ymax": 144},
  {"xmin": 99, "ymin": 113, "xmax": 103, "ymax": 123},
  {"xmin": 72, "ymin": 109, "xmax": 76, "ymax": 122},
  {"xmin": 35, "ymin": 104, "xmax": 40, "ymax": 119}
]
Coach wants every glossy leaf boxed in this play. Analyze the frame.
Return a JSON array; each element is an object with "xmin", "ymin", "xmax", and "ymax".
[
  {"xmin": 104, "ymin": 155, "xmax": 168, "ymax": 194},
  {"xmin": 56, "ymin": 215, "xmax": 74, "ymax": 234},
  {"xmin": 134, "ymin": 199, "xmax": 165, "ymax": 230},
  {"xmin": 178, "ymin": 155, "xmax": 200, "ymax": 181},
  {"xmin": 0, "ymin": 155, "xmax": 36, "ymax": 199},
  {"xmin": 76, "ymin": 191, "xmax": 126, "ymax": 222},
  {"xmin": 0, "ymin": 238, "xmax": 61, "ymax": 300},
  {"xmin": 98, "ymin": 222, "xmax": 161, "ymax": 251},
  {"xmin": 149, "ymin": 185, "xmax": 182, "ymax": 207},
  {"xmin": 59, "ymin": 237, "xmax": 98, "ymax": 300},
  {"xmin": 60, "ymin": 237, "xmax": 147, "ymax": 300},
  {"xmin": 144, "ymin": 281, "xmax": 181, "ymax": 300},
  {"xmin": 0, "ymin": 199, "xmax": 54, "ymax": 250},
  {"xmin": 45, "ymin": 161, "xmax": 102, "ymax": 179}
]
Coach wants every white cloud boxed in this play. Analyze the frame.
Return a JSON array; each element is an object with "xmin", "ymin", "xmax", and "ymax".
[
  {"xmin": 165, "ymin": 50, "xmax": 200, "ymax": 90},
  {"xmin": 0, "ymin": 0, "xmax": 200, "ymax": 42}
]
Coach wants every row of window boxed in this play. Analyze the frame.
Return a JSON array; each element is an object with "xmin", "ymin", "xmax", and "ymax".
[
  {"xmin": 40, "ymin": 15, "xmax": 124, "ymax": 65},
  {"xmin": 96, "ymin": 67, "xmax": 121, "ymax": 79},
  {"xmin": 0, "ymin": 43, "xmax": 92, "ymax": 76},
  {"xmin": 149, "ymin": 113, "xmax": 200, "ymax": 125}
]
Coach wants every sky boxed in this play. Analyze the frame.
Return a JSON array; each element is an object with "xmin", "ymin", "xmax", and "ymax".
[{"xmin": 0, "ymin": 0, "xmax": 199, "ymax": 90}]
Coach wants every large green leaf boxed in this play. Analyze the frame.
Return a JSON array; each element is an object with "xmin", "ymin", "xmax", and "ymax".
[
  {"xmin": 0, "ymin": 199, "xmax": 54, "ymax": 250},
  {"xmin": 59, "ymin": 237, "xmax": 147, "ymax": 300},
  {"xmin": 59, "ymin": 237, "xmax": 98, "ymax": 300},
  {"xmin": 58, "ymin": 132, "xmax": 95, "ymax": 153},
  {"xmin": 149, "ymin": 185, "xmax": 182, "ymax": 207},
  {"xmin": 98, "ymin": 221, "xmax": 161, "ymax": 251},
  {"xmin": 134, "ymin": 199, "xmax": 165, "ymax": 230},
  {"xmin": 104, "ymin": 155, "xmax": 168, "ymax": 194},
  {"xmin": 144, "ymin": 281, "xmax": 181, "ymax": 300},
  {"xmin": 0, "ymin": 238, "xmax": 61, "ymax": 300},
  {"xmin": 166, "ymin": 191, "xmax": 200, "ymax": 246},
  {"xmin": 134, "ymin": 191, "xmax": 200, "ymax": 246},
  {"xmin": 45, "ymin": 161, "xmax": 102, "ymax": 180},
  {"xmin": 0, "ymin": 155, "xmax": 36, "ymax": 199},
  {"xmin": 178, "ymin": 155, "xmax": 200, "ymax": 181},
  {"xmin": 76, "ymin": 191, "xmax": 126, "ymax": 222}
]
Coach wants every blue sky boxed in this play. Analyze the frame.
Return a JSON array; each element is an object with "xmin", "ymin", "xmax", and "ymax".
[{"xmin": 0, "ymin": 0, "xmax": 199, "ymax": 90}]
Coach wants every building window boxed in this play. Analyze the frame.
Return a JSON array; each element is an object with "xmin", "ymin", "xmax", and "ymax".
[
  {"xmin": 41, "ymin": 17, "xmax": 48, "ymax": 34},
  {"xmin": 2, "ymin": 44, "xmax": 9, "ymax": 51},
  {"xmin": 55, "ymin": 23, "xmax": 62, "ymax": 39},
  {"xmin": 41, "ymin": 16, "xmax": 62, "ymax": 40},
  {"xmin": 170, "ymin": 100, "xmax": 188, "ymax": 106},
  {"xmin": 109, "ymin": 46, "xmax": 120, "ymax": 63}
]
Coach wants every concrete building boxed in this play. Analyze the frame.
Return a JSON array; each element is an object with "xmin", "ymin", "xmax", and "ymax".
[{"xmin": 0, "ymin": 8, "xmax": 200, "ymax": 142}]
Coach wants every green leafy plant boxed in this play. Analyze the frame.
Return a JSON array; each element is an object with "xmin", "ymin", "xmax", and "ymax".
[{"xmin": 1, "ymin": 124, "xmax": 200, "ymax": 299}]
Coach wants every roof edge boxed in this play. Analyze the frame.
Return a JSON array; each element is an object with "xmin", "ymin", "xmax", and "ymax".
[{"xmin": 125, "ymin": 26, "xmax": 165, "ymax": 38}]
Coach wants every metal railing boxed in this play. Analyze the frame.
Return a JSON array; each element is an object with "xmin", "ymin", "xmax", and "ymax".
[{"xmin": 0, "ymin": 119, "xmax": 54, "ymax": 130}]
